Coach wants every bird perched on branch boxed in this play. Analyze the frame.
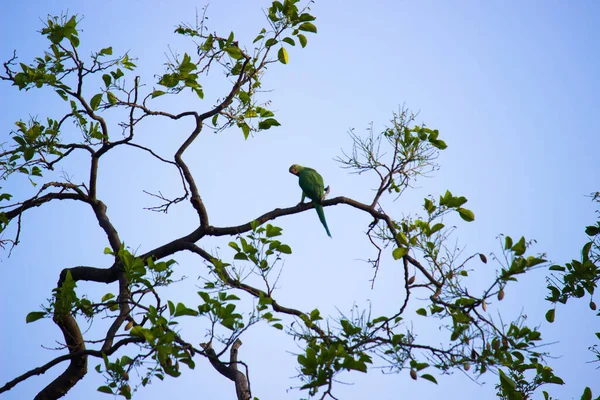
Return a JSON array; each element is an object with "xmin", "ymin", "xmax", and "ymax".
[{"xmin": 289, "ymin": 164, "xmax": 332, "ymax": 237}]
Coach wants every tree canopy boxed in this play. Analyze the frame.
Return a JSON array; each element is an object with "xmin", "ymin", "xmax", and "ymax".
[{"xmin": 1, "ymin": 1, "xmax": 599, "ymax": 400}]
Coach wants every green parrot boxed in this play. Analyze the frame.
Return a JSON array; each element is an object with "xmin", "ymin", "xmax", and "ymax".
[{"xmin": 289, "ymin": 164, "xmax": 332, "ymax": 237}]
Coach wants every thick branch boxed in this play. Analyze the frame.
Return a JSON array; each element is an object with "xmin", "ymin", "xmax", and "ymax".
[
  {"xmin": 61, "ymin": 265, "xmax": 119, "ymax": 284},
  {"xmin": 174, "ymin": 118, "xmax": 209, "ymax": 226},
  {"xmin": 0, "ymin": 338, "xmax": 141, "ymax": 394},
  {"xmin": 101, "ymin": 271, "xmax": 130, "ymax": 352},
  {"xmin": 90, "ymin": 199, "xmax": 121, "ymax": 252},
  {"xmin": 231, "ymin": 339, "xmax": 251, "ymax": 400},
  {"xmin": 202, "ymin": 340, "xmax": 251, "ymax": 400},
  {"xmin": 206, "ymin": 196, "xmax": 387, "ymax": 236},
  {"xmin": 34, "ymin": 312, "xmax": 86, "ymax": 400},
  {"xmin": 4, "ymin": 192, "xmax": 86, "ymax": 221}
]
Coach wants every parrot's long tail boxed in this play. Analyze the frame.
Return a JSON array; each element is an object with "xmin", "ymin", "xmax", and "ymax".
[{"xmin": 314, "ymin": 203, "xmax": 332, "ymax": 238}]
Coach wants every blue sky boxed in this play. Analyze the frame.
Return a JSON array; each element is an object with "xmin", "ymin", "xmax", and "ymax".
[{"xmin": 1, "ymin": 1, "xmax": 599, "ymax": 399}]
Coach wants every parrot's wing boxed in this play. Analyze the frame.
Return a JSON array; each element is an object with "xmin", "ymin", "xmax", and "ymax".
[{"xmin": 298, "ymin": 168, "xmax": 325, "ymax": 202}]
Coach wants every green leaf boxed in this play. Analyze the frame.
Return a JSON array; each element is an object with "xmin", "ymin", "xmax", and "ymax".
[
  {"xmin": 309, "ymin": 308, "xmax": 322, "ymax": 321},
  {"xmin": 282, "ymin": 37, "xmax": 295, "ymax": 46},
  {"xmin": 504, "ymin": 236, "xmax": 513, "ymax": 250},
  {"xmin": 457, "ymin": 208, "xmax": 474, "ymax": 222},
  {"xmin": 416, "ymin": 308, "xmax": 427, "ymax": 316},
  {"xmin": 545, "ymin": 308, "xmax": 555, "ymax": 323},
  {"xmin": 99, "ymin": 47, "xmax": 113, "ymax": 56},
  {"xmin": 97, "ymin": 386, "xmax": 114, "ymax": 394},
  {"xmin": 392, "ymin": 247, "xmax": 408, "ymax": 260},
  {"xmin": 499, "ymin": 369, "xmax": 517, "ymax": 392},
  {"xmin": 265, "ymin": 224, "xmax": 282, "ymax": 237},
  {"xmin": 548, "ymin": 376, "xmax": 564, "ymax": 385},
  {"xmin": 31, "ymin": 166, "xmax": 42, "ymax": 177},
  {"xmin": 585, "ymin": 224, "xmax": 600, "ymax": 236},
  {"xmin": 158, "ymin": 73, "xmax": 179, "ymax": 88},
  {"xmin": 430, "ymin": 139, "xmax": 447, "ymax": 150},
  {"xmin": 23, "ymin": 148, "xmax": 34, "ymax": 161},
  {"xmin": 298, "ymin": 22, "xmax": 317, "ymax": 33},
  {"xmin": 299, "ymin": 13, "xmax": 316, "ymax": 22},
  {"xmin": 277, "ymin": 47, "xmax": 289, "ymax": 64},
  {"xmin": 69, "ymin": 35, "xmax": 80, "ymax": 47},
  {"xmin": 258, "ymin": 118, "xmax": 281, "ymax": 130},
  {"xmin": 421, "ymin": 374, "xmax": 438, "ymax": 384},
  {"xmin": 106, "ymin": 92, "xmax": 117, "ymax": 105},
  {"xmin": 278, "ymin": 244, "xmax": 292, "ymax": 254},
  {"xmin": 549, "ymin": 265, "xmax": 565, "ymax": 272},
  {"xmin": 297, "ymin": 34, "xmax": 307, "ymax": 48},
  {"xmin": 102, "ymin": 74, "xmax": 111, "ymax": 88},
  {"xmin": 90, "ymin": 93, "xmax": 103, "ymax": 111},
  {"xmin": 265, "ymin": 38, "xmax": 278, "ymax": 47},
  {"xmin": 55, "ymin": 89, "xmax": 68, "ymax": 101},
  {"xmin": 238, "ymin": 91, "xmax": 250, "ymax": 104},
  {"xmin": 26, "ymin": 311, "xmax": 46, "ymax": 323},
  {"xmin": 581, "ymin": 387, "xmax": 592, "ymax": 400},
  {"xmin": 225, "ymin": 46, "xmax": 243, "ymax": 60},
  {"xmin": 101, "ymin": 293, "xmax": 115, "ymax": 301},
  {"xmin": 239, "ymin": 122, "xmax": 251, "ymax": 139},
  {"xmin": 130, "ymin": 326, "xmax": 154, "ymax": 342},
  {"xmin": 429, "ymin": 223, "xmax": 444, "ymax": 235},
  {"xmin": 423, "ymin": 197, "xmax": 435, "ymax": 213},
  {"xmin": 512, "ymin": 236, "xmax": 526, "ymax": 256},
  {"xmin": 174, "ymin": 302, "xmax": 199, "ymax": 317},
  {"xmin": 151, "ymin": 90, "xmax": 165, "ymax": 98}
]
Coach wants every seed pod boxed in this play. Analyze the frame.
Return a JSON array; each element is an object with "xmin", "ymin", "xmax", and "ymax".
[
  {"xmin": 590, "ymin": 301, "xmax": 597, "ymax": 311},
  {"xmin": 497, "ymin": 289, "xmax": 505, "ymax": 301},
  {"xmin": 407, "ymin": 275, "xmax": 416, "ymax": 285},
  {"xmin": 125, "ymin": 320, "xmax": 134, "ymax": 331},
  {"xmin": 502, "ymin": 337, "xmax": 509, "ymax": 348},
  {"xmin": 482, "ymin": 301, "xmax": 487, "ymax": 312},
  {"xmin": 492, "ymin": 339, "xmax": 500, "ymax": 350},
  {"xmin": 122, "ymin": 371, "xmax": 129, "ymax": 381},
  {"xmin": 464, "ymin": 363, "xmax": 471, "ymax": 371},
  {"xmin": 410, "ymin": 369, "xmax": 417, "ymax": 380},
  {"xmin": 479, "ymin": 253, "xmax": 487, "ymax": 264}
]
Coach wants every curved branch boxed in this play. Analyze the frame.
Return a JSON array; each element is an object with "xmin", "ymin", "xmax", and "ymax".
[
  {"xmin": 231, "ymin": 339, "xmax": 251, "ymax": 400},
  {"xmin": 182, "ymin": 242, "xmax": 328, "ymax": 338},
  {"xmin": 206, "ymin": 196, "xmax": 387, "ymax": 237},
  {"xmin": 0, "ymin": 338, "xmax": 141, "ymax": 394},
  {"xmin": 89, "ymin": 199, "xmax": 121, "ymax": 252},
  {"xmin": 170, "ymin": 57, "xmax": 252, "ymax": 227},
  {"xmin": 4, "ymin": 192, "xmax": 87, "ymax": 221},
  {"xmin": 34, "ymin": 313, "xmax": 86, "ymax": 400},
  {"xmin": 198, "ymin": 58, "xmax": 251, "ymax": 121},
  {"xmin": 61, "ymin": 265, "xmax": 119, "ymax": 284},
  {"xmin": 174, "ymin": 118, "xmax": 209, "ymax": 226},
  {"xmin": 101, "ymin": 272, "xmax": 130, "ymax": 352}
]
